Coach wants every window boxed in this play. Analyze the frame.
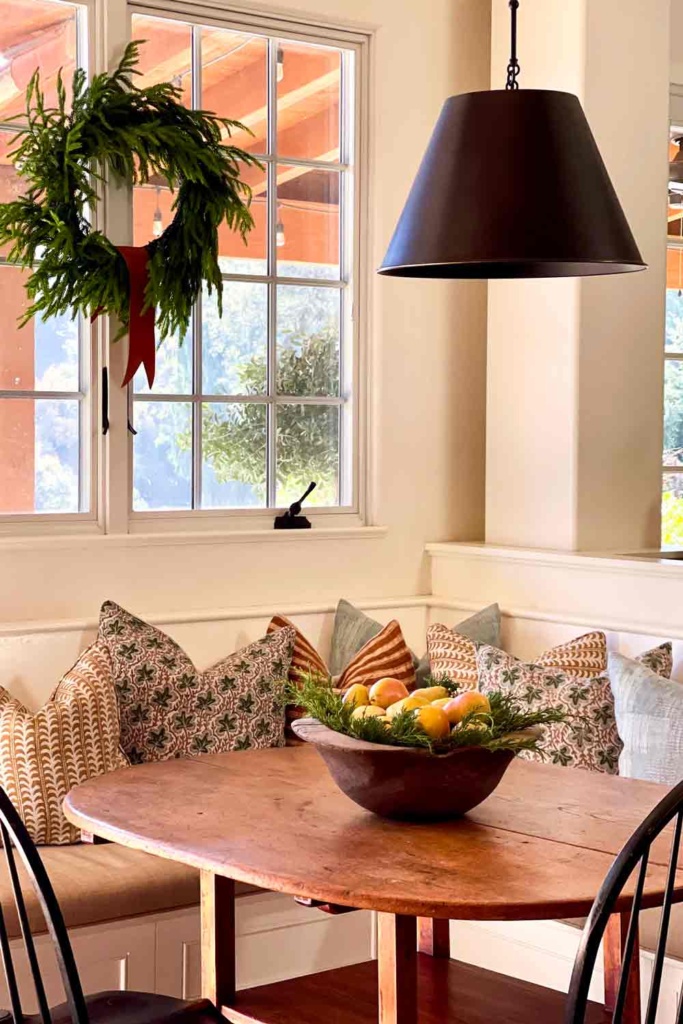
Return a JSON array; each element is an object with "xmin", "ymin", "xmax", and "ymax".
[
  {"xmin": 129, "ymin": 13, "xmax": 359, "ymax": 516},
  {"xmin": 664, "ymin": 128, "xmax": 683, "ymax": 547},
  {"xmin": 0, "ymin": 0, "xmax": 91, "ymax": 517}
]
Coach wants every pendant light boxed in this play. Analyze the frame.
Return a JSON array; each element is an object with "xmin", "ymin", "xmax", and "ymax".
[{"xmin": 378, "ymin": 0, "xmax": 646, "ymax": 279}]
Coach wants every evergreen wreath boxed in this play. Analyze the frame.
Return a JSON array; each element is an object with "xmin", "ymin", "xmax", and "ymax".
[{"xmin": 0, "ymin": 41, "xmax": 261, "ymax": 385}]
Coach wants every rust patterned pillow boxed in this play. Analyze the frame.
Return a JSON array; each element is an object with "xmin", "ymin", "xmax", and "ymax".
[
  {"xmin": 0, "ymin": 642, "xmax": 128, "ymax": 844},
  {"xmin": 427, "ymin": 627, "xmax": 607, "ymax": 690},
  {"xmin": 267, "ymin": 614, "xmax": 416, "ymax": 691},
  {"xmin": 476, "ymin": 644, "xmax": 620, "ymax": 774},
  {"xmin": 100, "ymin": 602, "xmax": 295, "ymax": 764},
  {"xmin": 637, "ymin": 642, "xmax": 673, "ymax": 678}
]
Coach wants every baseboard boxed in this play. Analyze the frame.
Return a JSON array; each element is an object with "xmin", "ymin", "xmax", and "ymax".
[{"xmin": 451, "ymin": 918, "xmax": 683, "ymax": 1019}]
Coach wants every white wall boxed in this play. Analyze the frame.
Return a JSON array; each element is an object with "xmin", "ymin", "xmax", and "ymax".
[
  {"xmin": 486, "ymin": 0, "xmax": 669, "ymax": 553},
  {"xmin": 0, "ymin": 0, "xmax": 490, "ymax": 629},
  {"xmin": 672, "ymin": 0, "xmax": 683, "ymax": 86}
]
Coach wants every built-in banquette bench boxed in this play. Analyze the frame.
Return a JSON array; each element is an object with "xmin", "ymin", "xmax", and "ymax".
[
  {"xmin": 0, "ymin": 601, "xmax": 420, "ymax": 1007},
  {"xmin": 5, "ymin": 585, "xmax": 683, "ymax": 1012}
]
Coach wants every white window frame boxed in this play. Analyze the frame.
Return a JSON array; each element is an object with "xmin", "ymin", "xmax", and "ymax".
[
  {"xmin": 663, "ymin": 117, "xmax": 683, "ymax": 548},
  {"xmin": 0, "ymin": 0, "xmax": 99, "ymax": 536},
  {"xmin": 0, "ymin": 0, "xmax": 371, "ymax": 537},
  {"xmin": 119, "ymin": 1, "xmax": 370, "ymax": 533}
]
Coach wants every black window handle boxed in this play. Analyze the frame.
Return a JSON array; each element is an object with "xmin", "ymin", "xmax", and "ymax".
[{"xmin": 101, "ymin": 368, "xmax": 109, "ymax": 435}]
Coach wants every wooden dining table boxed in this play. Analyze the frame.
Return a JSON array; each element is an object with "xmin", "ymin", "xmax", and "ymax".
[{"xmin": 64, "ymin": 745, "xmax": 683, "ymax": 1024}]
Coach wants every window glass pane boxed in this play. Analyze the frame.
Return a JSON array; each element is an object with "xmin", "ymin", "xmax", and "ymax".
[
  {"xmin": 131, "ymin": 14, "xmax": 192, "ymax": 107},
  {"xmin": 0, "ymin": 267, "xmax": 79, "ymax": 391},
  {"xmin": 276, "ymin": 40, "xmax": 340, "ymax": 163},
  {"xmin": 202, "ymin": 282, "xmax": 267, "ymax": 396},
  {"xmin": 664, "ymin": 360, "xmax": 683, "ymax": 464},
  {"xmin": 133, "ymin": 401, "xmax": 192, "ymax": 510},
  {"xmin": 0, "ymin": 132, "xmax": 22, "ymax": 257},
  {"xmin": 133, "ymin": 170, "xmax": 267, "ymax": 275},
  {"xmin": 201, "ymin": 27, "xmax": 267, "ymax": 154},
  {"xmin": 276, "ymin": 403, "xmax": 339, "ymax": 507},
  {"xmin": 662, "ymin": 474, "xmax": 683, "ymax": 549},
  {"xmin": 666, "ymin": 287, "xmax": 683, "ymax": 352},
  {"xmin": 277, "ymin": 166, "xmax": 340, "ymax": 280},
  {"xmin": 218, "ymin": 160, "xmax": 267, "ymax": 275},
  {"xmin": 202, "ymin": 402, "xmax": 266, "ymax": 508},
  {"xmin": 276, "ymin": 286, "xmax": 340, "ymax": 397},
  {"xmin": 0, "ymin": 1, "xmax": 80, "ymax": 123},
  {"xmin": 134, "ymin": 326, "xmax": 191, "ymax": 396},
  {"xmin": 0, "ymin": 398, "xmax": 79, "ymax": 513}
]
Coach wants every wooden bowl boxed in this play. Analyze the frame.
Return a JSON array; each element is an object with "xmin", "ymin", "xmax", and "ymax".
[{"xmin": 292, "ymin": 718, "xmax": 515, "ymax": 821}]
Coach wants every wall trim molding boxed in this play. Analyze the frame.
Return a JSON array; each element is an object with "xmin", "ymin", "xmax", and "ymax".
[
  {"xmin": 0, "ymin": 595, "xmax": 431, "ymax": 639},
  {"xmin": 428, "ymin": 597, "xmax": 683, "ymax": 642},
  {"xmin": 428, "ymin": 543, "xmax": 683, "ymax": 641},
  {"xmin": 426, "ymin": 542, "xmax": 683, "ymax": 582}
]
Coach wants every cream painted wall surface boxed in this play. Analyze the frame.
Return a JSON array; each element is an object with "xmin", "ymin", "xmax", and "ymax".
[
  {"xmin": 487, "ymin": 0, "xmax": 668, "ymax": 552},
  {"xmin": 0, "ymin": 0, "xmax": 490, "ymax": 626}
]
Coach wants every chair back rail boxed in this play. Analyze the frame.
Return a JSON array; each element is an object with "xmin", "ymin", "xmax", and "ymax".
[
  {"xmin": 0, "ymin": 789, "xmax": 88, "ymax": 1024},
  {"xmin": 566, "ymin": 778, "xmax": 683, "ymax": 1024}
]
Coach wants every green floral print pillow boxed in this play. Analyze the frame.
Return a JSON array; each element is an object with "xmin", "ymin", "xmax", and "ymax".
[
  {"xmin": 99, "ymin": 601, "xmax": 296, "ymax": 764},
  {"xmin": 476, "ymin": 643, "xmax": 621, "ymax": 775}
]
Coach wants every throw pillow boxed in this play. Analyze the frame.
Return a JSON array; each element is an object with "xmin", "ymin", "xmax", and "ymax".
[
  {"xmin": 100, "ymin": 602, "xmax": 295, "ymax": 764},
  {"xmin": 427, "ymin": 626, "xmax": 607, "ymax": 690},
  {"xmin": 610, "ymin": 651, "xmax": 683, "ymax": 784},
  {"xmin": 267, "ymin": 614, "xmax": 416, "ymax": 691},
  {"xmin": 0, "ymin": 642, "xmax": 128, "ymax": 844},
  {"xmin": 476, "ymin": 642, "xmax": 619, "ymax": 774},
  {"xmin": 329, "ymin": 599, "xmax": 501, "ymax": 686},
  {"xmin": 637, "ymin": 642, "xmax": 673, "ymax": 678}
]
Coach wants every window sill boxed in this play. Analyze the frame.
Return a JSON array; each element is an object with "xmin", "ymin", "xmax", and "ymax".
[{"xmin": 0, "ymin": 524, "xmax": 388, "ymax": 552}]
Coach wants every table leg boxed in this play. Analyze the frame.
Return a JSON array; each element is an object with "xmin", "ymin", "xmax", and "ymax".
[
  {"xmin": 200, "ymin": 870, "xmax": 236, "ymax": 1007},
  {"xmin": 377, "ymin": 913, "xmax": 418, "ymax": 1024},
  {"xmin": 603, "ymin": 911, "xmax": 641, "ymax": 1023},
  {"xmin": 417, "ymin": 918, "xmax": 450, "ymax": 957}
]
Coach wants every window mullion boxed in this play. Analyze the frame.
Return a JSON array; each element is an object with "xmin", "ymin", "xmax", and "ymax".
[
  {"xmin": 191, "ymin": 23, "xmax": 203, "ymax": 511},
  {"xmin": 266, "ymin": 37, "xmax": 278, "ymax": 509}
]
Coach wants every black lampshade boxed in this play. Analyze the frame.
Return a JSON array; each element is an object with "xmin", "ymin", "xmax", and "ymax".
[{"xmin": 379, "ymin": 89, "xmax": 646, "ymax": 279}]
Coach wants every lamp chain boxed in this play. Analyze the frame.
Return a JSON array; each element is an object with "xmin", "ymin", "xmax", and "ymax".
[{"xmin": 506, "ymin": 0, "xmax": 521, "ymax": 90}]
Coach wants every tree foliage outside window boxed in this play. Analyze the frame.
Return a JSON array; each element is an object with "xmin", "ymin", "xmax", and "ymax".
[{"xmin": 663, "ymin": 289, "xmax": 683, "ymax": 548}]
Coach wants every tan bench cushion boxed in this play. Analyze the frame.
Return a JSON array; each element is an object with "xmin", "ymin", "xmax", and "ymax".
[
  {"xmin": 565, "ymin": 906, "xmax": 683, "ymax": 962},
  {"xmin": 1, "ymin": 842, "xmax": 256, "ymax": 939}
]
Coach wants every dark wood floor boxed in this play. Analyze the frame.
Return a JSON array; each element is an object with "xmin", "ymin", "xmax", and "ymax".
[{"xmin": 221, "ymin": 956, "xmax": 610, "ymax": 1023}]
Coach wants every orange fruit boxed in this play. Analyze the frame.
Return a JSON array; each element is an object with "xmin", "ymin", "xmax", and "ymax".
[
  {"xmin": 413, "ymin": 705, "xmax": 450, "ymax": 741},
  {"xmin": 369, "ymin": 677, "xmax": 410, "ymax": 709},
  {"xmin": 342, "ymin": 683, "xmax": 370, "ymax": 708},
  {"xmin": 386, "ymin": 694, "xmax": 430, "ymax": 719},
  {"xmin": 417, "ymin": 685, "xmax": 449, "ymax": 702},
  {"xmin": 443, "ymin": 691, "xmax": 490, "ymax": 724},
  {"xmin": 351, "ymin": 705, "xmax": 387, "ymax": 721},
  {"xmin": 430, "ymin": 697, "xmax": 452, "ymax": 710}
]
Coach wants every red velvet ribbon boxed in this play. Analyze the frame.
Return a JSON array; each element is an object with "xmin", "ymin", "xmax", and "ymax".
[
  {"xmin": 119, "ymin": 246, "xmax": 156, "ymax": 389},
  {"xmin": 91, "ymin": 246, "xmax": 156, "ymax": 389}
]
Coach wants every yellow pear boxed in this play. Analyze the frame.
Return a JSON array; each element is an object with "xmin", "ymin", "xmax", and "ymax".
[
  {"xmin": 413, "ymin": 705, "xmax": 450, "ymax": 741},
  {"xmin": 386, "ymin": 694, "xmax": 430, "ymax": 719},
  {"xmin": 351, "ymin": 704, "xmax": 387, "ymax": 721},
  {"xmin": 418, "ymin": 685, "xmax": 449, "ymax": 702},
  {"xmin": 369, "ymin": 678, "xmax": 410, "ymax": 708},
  {"xmin": 342, "ymin": 683, "xmax": 370, "ymax": 708}
]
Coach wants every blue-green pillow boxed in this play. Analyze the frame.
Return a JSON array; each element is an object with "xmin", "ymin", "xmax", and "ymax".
[
  {"xmin": 610, "ymin": 651, "xmax": 683, "ymax": 784},
  {"xmin": 329, "ymin": 599, "xmax": 501, "ymax": 685}
]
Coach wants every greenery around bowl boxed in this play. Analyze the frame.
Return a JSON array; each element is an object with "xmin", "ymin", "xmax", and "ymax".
[{"xmin": 288, "ymin": 673, "xmax": 565, "ymax": 757}]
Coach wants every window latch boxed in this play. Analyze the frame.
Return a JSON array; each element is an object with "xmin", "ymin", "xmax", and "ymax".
[{"xmin": 101, "ymin": 368, "xmax": 109, "ymax": 435}]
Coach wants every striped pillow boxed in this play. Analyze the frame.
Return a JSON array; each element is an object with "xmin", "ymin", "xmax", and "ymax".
[
  {"xmin": 267, "ymin": 614, "xmax": 416, "ymax": 692},
  {"xmin": 426, "ymin": 627, "xmax": 608, "ymax": 689},
  {"xmin": 0, "ymin": 642, "xmax": 128, "ymax": 845}
]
